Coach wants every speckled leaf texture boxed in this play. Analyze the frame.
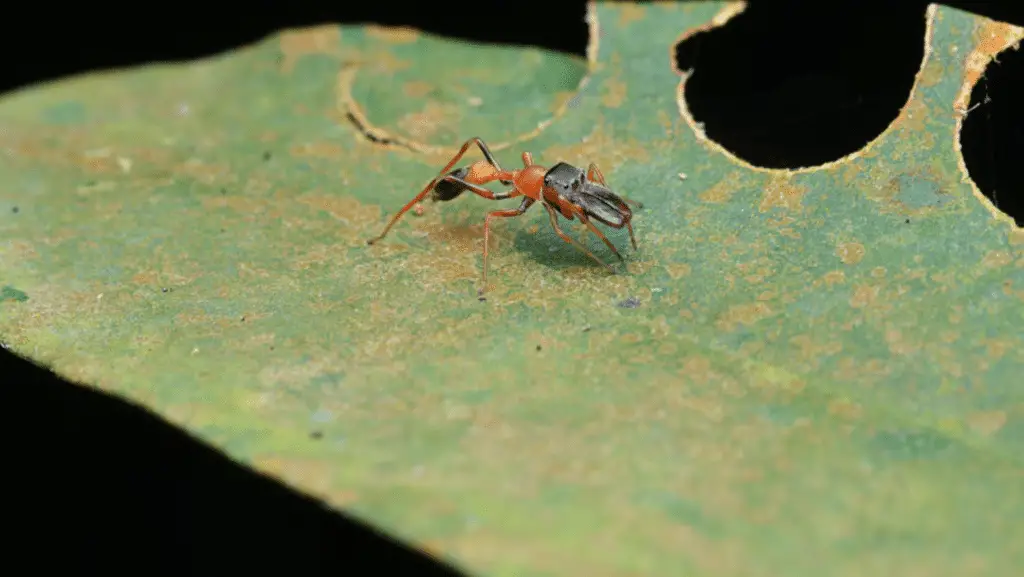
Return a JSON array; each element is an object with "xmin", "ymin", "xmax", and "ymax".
[{"xmin": 2, "ymin": 2, "xmax": 1023, "ymax": 576}]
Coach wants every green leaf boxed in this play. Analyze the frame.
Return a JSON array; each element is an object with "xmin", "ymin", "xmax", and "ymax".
[{"xmin": 2, "ymin": 3, "xmax": 1024, "ymax": 576}]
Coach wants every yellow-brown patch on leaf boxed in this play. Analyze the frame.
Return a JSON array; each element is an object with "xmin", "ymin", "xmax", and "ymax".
[
  {"xmin": 981, "ymin": 249, "xmax": 1013, "ymax": 269},
  {"xmin": 657, "ymin": 109, "xmax": 675, "ymax": 138},
  {"xmin": 698, "ymin": 170, "xmax": 744, "ymax": 204},
  {"xmin": 828, "ymin": 398, "xmax": 863, "ymax": 420},
  {"xmin": 396, "ymin": 101, "xmax": 462, "ymax": 141},
  {"xmin": 402, "ymin": 80, "xmax": 435, "ymax": 98},
  {"xmin": 790, "ymin": 334, "xmax": 843, "ymax": 363},
  {"xmin": 365, "ymin": 25, "xmax": 419, "ymax": 44},
  {"xmin": 836, "ymin": 241, "xmax": 866, "ymax": 265},
  {"xmin": 163, "ymin": 403, "xmax": 199, "ymax": 426},
  {"xmin": 370, "ymin": 219, "xmax": 492, "ymax": 292},
  {"xmin": 935, "ymin": 353, "xmax": 964, "ymax": 378},
  {"xmin": 849, "ymin": 283, "xmax": 881, "ymax": 308},
  {"xmin": 236, "ymin": 262, "xmax": 272, "ymax": 280},
  {"xmin": 174, "ymin": 310, "xmax": 214, "ymax": 326},
  {"xmin": 955, "ymin": 21, "xmax": 1024, "ymax": 112},
  {"xmin": 130, "ymin": 145, "xmax": 175, "ymax": 166},
  {"xmin": 984, "ymin": 337, "xmax": 1015, "ymax": 360},
  {"xmin": 257, "ymin": 455, "xmax": 355, "ymax": 503},
  {"xmin": 624, "ymin": 258, "xmax": 656, "ymax": 277},
  {"xmin": 291, "ymin": 141, "xmax": 344, "ymax": 159},
  {"xmin": 679, "ymin": 395, "xmax": 725, "ymax": 422},
  {"xmin": 130, "ymin": 271, "xmax": 160, "ymax": 286},
  {"xmin": 884, "ymin": 327, "xmax": 921, "ymax": 356},
  {"xmin": 419, "ymin": 220, "xmax": 484, "ymax": 254},
  {"xmin": 893, "ymin": 97, "xmax": 929, "ymax": 134},
  {"xmin": 917, "ymin": 55, "xmax": 946, "ymax": 88},
  {"xmin": 369, "ymin": 50, "xmax": 412, "ymax": 73},
  {"xmin": 759, "ymin": 175, "xmax": 808, "ymax": 212},
  {"xmin": 736, "ymin": 257, "xmax": 775, "ymax": 286},
  {"xmin": 258, "ymin": 356, "xmax": 343, "ymax": 388},
  {"xmin": 657, "ymin": 342, "xmax": 678, "ymax": 356},
  {"xmin": 1003, "ymin": 279, "xmax": 1024, "ymax": 301},
  {"xmin": 79, "ymin": 153, "xmax": 122, "ymax": 175},
  {"xmin": 279, "ymin": 25, "xmax": 342, "ymax": 73},
  {"xmin": 2, "ymin": 240, "xmax": 39, "ymax": 261},
  {"xmin": 203, "ymin": 194, "xmax": 269, "ymax": 215},
  {"xmin": 965, "ymin": 410, "xmax": 1008, "ymax": 436},
  {"xmin": 601, "ymin": 77, "xmax": 627, "ymax": 108},
  {"xmin": 542, "ymin": 123, "xmax": 649, "ymax": 178},
  {"xmin": 617, "ymin": 3, "xmax": 646, "ymax": 26},
  {"xmin": 298, "ymin": 195, "xmax": 381, "ymax": 237},
  {"xmin": 716, "ymin": 302, "xmax": 773, "ymax": 331},
  {"xmin": 176, "ymin": 158, "xmax": 231, "ymax": 185},
  {"xmin": 291, "ymin": 243, "xmax": 345, "ymax": 271},
  {"xmin": 245, "ymin": 332, "xmax": 277, "ymax": 349}
]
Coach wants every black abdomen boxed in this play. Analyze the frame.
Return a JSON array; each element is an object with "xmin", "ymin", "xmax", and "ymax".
[{"xmin": 431, "ymin": 167, "xmax": 470, "ymax": 202}]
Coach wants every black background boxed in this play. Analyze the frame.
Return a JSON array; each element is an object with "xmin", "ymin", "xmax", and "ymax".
[{"xmin": 3, "ymin": 1, "xmax": 1023, "ymax": 575}]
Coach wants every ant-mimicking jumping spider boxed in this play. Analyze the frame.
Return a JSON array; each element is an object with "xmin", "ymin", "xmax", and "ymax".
[{"xmin": 367, "ymin": 137, "xmax": 642, "ymax": 300}]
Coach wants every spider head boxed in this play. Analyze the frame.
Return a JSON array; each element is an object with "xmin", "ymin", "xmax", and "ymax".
[{"xmin": 543, "ymin": 162, "xmax": 587, "ymax": 196}]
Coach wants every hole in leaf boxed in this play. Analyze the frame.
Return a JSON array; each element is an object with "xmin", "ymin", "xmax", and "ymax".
[
  {"xmin": 959, "ymin": 41, "xmax": 1024, "ymax": 226},
  {"xmin": 673, "ymin": 0, "xmax": 928, "ymax": 169}
]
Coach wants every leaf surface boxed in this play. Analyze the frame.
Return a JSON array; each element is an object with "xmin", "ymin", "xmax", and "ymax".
[{"xmin": 2, "ymin": 3, "xmax": 1023, "ymax": 576}]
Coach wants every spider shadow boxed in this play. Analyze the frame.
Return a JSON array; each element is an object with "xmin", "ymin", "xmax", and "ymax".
[
  {"xmin": 507, "ymin": 217, "xmax": 637, "ymax": 276},
  {"xmin": 0, "ymin": 345, "xmax": 467, "ymax": 577},
  {"xmin": 426, "ymin": 202, "xmax": 619, "ymax": 275}
]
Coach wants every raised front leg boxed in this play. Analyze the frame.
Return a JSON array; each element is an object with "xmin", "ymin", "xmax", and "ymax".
[
  {"xmin": 586, "ymin": 162, "xmax": 643, "ymax": 210},
  {"xmin": 585, "ymin": 162, "xmax": 640, "ymax": 250}
]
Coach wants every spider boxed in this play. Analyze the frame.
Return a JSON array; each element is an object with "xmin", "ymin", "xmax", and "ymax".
[{"xmin": 367, "ymin": 137, "xmax": 642, "ymax": 299}]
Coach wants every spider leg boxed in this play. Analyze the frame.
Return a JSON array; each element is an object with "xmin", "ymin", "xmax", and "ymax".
[
  {"xmin": 576, "ymin": 211, "xmax": 625, "ymax": 263},
  {"xmin": 586, "ymin": 162, "xmax": 643, "ymax": 209},
  {"xmin": 368, "ymin": 137, "xmax": 507, "ymax": 244},
  {"xmin": 479, "ymin": 197, "xmax": 536, "ymax": 300},
  {"xmin": 441, "ymin": 175, "xmax": 521, "ymax": 201},
  {"xmin": 625, "ymin": 220, "xmax": 638, "ymax": 250},
  {"xmin": 541, "ymin": 203, "xmax": 616, "ymax": 274}
]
